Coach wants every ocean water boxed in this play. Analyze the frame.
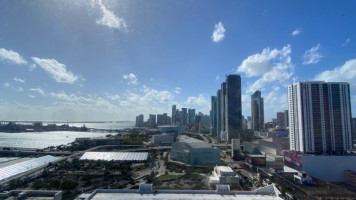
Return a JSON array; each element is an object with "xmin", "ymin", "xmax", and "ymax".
[
  {"xmin": 44, "ymin": 121, "xmax": 135, "ymax": 130},
  {"xmin": 0, "ymin": 131, "xmax": 113, "ymax": 149}
]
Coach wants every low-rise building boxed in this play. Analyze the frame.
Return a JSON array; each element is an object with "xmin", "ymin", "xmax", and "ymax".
[
  {"xmin": 170, "ymin": 135, "xmax": 220, "ymax": 166},
  {"xmin": 209, "ymin": 166, "xmax": 240, "ymax": 186},
  {"xmin": 151, "ymin": 134, "xmax": 174, "ymax": 146},
  {"xmin": 293, "ymin": 171, "xmax": 313, "ymax": 185}
]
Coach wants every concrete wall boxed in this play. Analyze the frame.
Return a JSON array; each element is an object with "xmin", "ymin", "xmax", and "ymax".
[{"xmin": 302, "ymin": 155, "xmax": 356, "ymax": 182}]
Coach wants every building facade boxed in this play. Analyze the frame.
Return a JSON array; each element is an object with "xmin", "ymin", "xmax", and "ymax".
[
  {"xmin": 225, "ymin": 75, "xmax": 242, "ymax": 141},
  {"xmin": 251, "ymin": 90, "xmax": 264, "ymax": 131},
  {"xmin": 288, "ymin": 81, "xmax": 353, "ymax": 154}
]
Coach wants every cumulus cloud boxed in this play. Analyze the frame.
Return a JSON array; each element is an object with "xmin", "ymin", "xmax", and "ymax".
[
  {"xmin": 263, "ymin": 86, "xmax": 288, "ymax": 121},
  {"xmin": 31, "ymin": 57, "xmax": 79, "ymax": 84},
  {"xmin": 122, "ymin": 73, "xmax": 138, "ymax": 85},
  {"xmin": 106, "ymin": 93, "xmax": 120, "ymax": 100},
  {"xmin": 303, "ymin": 43, "xmax": 323, "ymax": 65},
  {"xmin": 314, "ymin": 58, "xmax": 356, "ymax": 91},
  {"xmin": 183, "ymin": 94, "xmax": 210, "ymax": 114},
  {"xmin": 175, "ymin": 87, "xmax": 182, "ymax": 94},
  {"xmin": 291, "ymin": 28, "xmax": 302, "ymax": 36},
  {"xmin": 14, "ymin": 77, "xmax": 25, "ymax": 83},
  {"xmin": 96, "ymin": 0, "xmax": 127, "ymax": 30},
  {"xmin": 0, "ymin": 48, "xmax": 27, "ymax": 65},
  {"xmin": 237, "ymin": 44, "xmax": 293, "ymax": 93},
  {"xmin": 3, "ymin": 82, "xmax": 10, "ymax": 88},
  {"xmin": 28, "ymin": 95, "xmax": 36, "ymax": 99},
  {"xmin": 212, "ymin": 22, "xmax": 225, "ymax": 42},
  {"xmin": 29, "ymin": 88, "xmax": 46, "ymax": 96},
  {"xmin": 16, "ymin": 87, "xmax": 23, "ymax": 92},
  {"xmin": 215, "ymin": 75, "xmax": 220, "ymax": 81},
  {"xmin": 342, "ymin": 38, "xmax": 350, "ymax": 47}
]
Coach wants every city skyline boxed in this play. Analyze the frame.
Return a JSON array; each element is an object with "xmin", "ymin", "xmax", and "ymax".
[{"xmin": 1, "ymin": 1, "xmax": 356, "ymax": 121}]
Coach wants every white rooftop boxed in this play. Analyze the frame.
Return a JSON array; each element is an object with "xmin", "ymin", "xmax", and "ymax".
[
  {"xmin": 80, "ymin": 152, "xmax": 148, "ymax": 161},
  {"xmin": 216, "ymin": 166, "xmax": 234, "ymax": 173}
]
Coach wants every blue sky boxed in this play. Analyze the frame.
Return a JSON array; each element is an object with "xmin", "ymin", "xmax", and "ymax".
[{"xmin": 1, "ymin": 0, "xmax": 356, "ymax": 121}]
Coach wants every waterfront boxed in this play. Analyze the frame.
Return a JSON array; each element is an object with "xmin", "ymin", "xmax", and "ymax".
[{"xmin": 0, "ymin": 131, "xmax": 115, "ymax": 149}]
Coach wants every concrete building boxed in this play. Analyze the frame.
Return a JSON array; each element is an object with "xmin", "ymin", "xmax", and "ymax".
[
  {"xmin": 283, "ymin": 110, "xmax": 289, "ymax": 129},
  {"xmin": 231, "ymin": 139, "xmax": 241, "ymax": 160},
  {"xmin": 225, "ymin": 74, "xmax": 242, "ymax": 142},
  {"xmin": 157, "ymin": 114, "xmax": 164, "ymax": 126},
  {"xmin": 152, "ymin": 134, "xmax": 174, "ymax": 146},
  {"xmin": 181, "ymin": 108, "xmax": 188, "ymax": 125},
  {"xmin": 78, "ymin": 184, "xmax": 282, "ymax": 200},
  {"xmin": 276, "ymin": 112, "xmax": 285, "ymax": 129},
  {"xmin": 284, "ymin": 151, "xmax": 356, "ymax": 182},
  {"xmin": 288, "ymin": 81, "xmax": 353, "ymax": 154},
  {"xmin": 0, "ymin": 190, "xmax": 62, "ymax": 200},
  {"xmin": 170, "ymin": 135, "xmax": 220, "ymax": 166},
  {"xmin": 352, "ymin": 118, "xmax": 356, "ymax": 146},
  {"xmin": 148, "ymin": 114, "xmax": 156, "ymax": 128},
  {"xmin": 157, "ymin": 125, "xmax": 181, "ymax": 135},
  {"xmin": 251, "ymin": 90, "xmax": 264, "ymax": 131},
  {"xmin": 220, "ymin": 82, "xmax": 227, "ymax": 139},
  {"xmin": 209, "ymin": 166, "xmax": 240, "ymax": 187}
]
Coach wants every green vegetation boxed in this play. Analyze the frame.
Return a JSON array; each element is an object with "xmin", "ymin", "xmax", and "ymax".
[
  {"xmin": 124, "ymin": 132, "xmax": 149, "ymax": 145},
  {"xmin": 156, "ymin": 174, "xmax": 182, "ymax": 181}
]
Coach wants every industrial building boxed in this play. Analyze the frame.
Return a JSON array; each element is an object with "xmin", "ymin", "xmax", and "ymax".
[
  {"xmin": 78, "ymin": 184, "xmax": 282, "ymax": 200},
  {"xmin": 79, "ymin": 152, "xmax": 148, "ymax": 162},
  {"xmin": 170, "ymin": 135, "xmax": 220, "ymax": 166},
  {"xmin": 209, "ymin": 166, "xmax": 240, "ymax": 187}
]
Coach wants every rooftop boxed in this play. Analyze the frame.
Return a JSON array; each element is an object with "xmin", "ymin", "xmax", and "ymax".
[
  {"xmin": 178, "ymin": 135, "xmax": 211, "ymax": 148},
  {"xmin": 79, "ymin": 152, "xmax": 148, "ymax": 161},
  {"xmin": 216, "ymin": 166, "xmax": 234, "ymax": 173},
  {"xmin": 80, "ymin": 184, "xmax": 282, "ymax": 200}
]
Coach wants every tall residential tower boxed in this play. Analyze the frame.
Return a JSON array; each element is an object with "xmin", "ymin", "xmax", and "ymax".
[
  {"xmin": 288, "ymin": 81, "xmax": 353, "ymax": 154},
  {"xmin": 251, "ymin": 90, "xmax": 264, "ymax": 131}
]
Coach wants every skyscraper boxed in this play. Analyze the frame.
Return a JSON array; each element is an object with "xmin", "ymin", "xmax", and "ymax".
[
  {"xmin": 211, "ymin": 96, "xmax": 217, "ymax": 137},
  {"xmin": 225, "ymin": 75, "xmax": 242, "ymax": 141},
  {"xmin": 288, "ymin": 81, "xmax": 353, "ymax": 154},
  {"xmin": 188, "ymin": 108, "xmax": 195, "ymax": 125},
  {"xmin": 220, "ymin": 82, "xmax": 227, "ymax": 137},
  {"xmin": 149, "ymin": 114, "xmax": 156, "ymax": 128},
  {"xmin": 251, "ymin": 90, "xmax": 264, "ymax": 131},
  {"xmin": 181, "ymin": 108, "xmax": 188, "ymax": 125},
  {"xmin": 216, "ymin": 89, "xmax": 222, "ymax": 138},
  {"xmin": 284, "ymin": 110, "xmax": 289, "ymax": 129},
  {"xmin": 172, "ymin": 105, "xmax": 176, "ymax": 125}
]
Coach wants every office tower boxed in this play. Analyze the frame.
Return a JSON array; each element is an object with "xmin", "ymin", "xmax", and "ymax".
[
  {"xmin": 220, "ymin": 82, "xmax": 227, "ymax": 136},
  {"xmin": 251, "ymin": 90, "xmax": 264, "ymax": 131},
  {"xmin": 225, "ymin": 75, "xmax": 242, "ymax": 141},
  {"xmin": 188, "ymin": 108, "xmax": 196, "ymax": 125},
  {"xmin": 216, "ymin": 89, "xmax": 222, "ymax": 138},
  {"xmin": 211, "ymin": 96, "xmax": 217, "ymax": 137},
  {"xmin": 172, "ymin": 105, "xmax": 176, "ymax": 125},
  {"xmin": 288, "ymin": 81, "xmax": 353, "ymax": 154},
  {"xmin": 276, "ymin": 112, "xmax": 285, "ymax": 129},
  {"xmin": 157, "ymin": 114, "xmax": 164, "ymax": 126},
  {"xmin": 181, "ymin": 108, "xmax": 188, "ymax": 125},
  {"xmin": 284, "ymin": 110, "xmax": 289, "ymax": 129},
  {"xmin": 247, "ymin": 116, "xmax": 252, "ymax": 129},
  {"xmin": 352, "ymin": 118, "xmax": 356, "ymax": 145},
  {"xmin": 149, "ymin": 114, "xmax": 156, "ymax": 128},
  {"xmin": 167, "ymin": 116, "xmax": 172, "ymax": 125},
  {"xmin": 163, "ymin": 113, "xmax": 168, "ymax": 125},
  {"xmin": 135, "ymin": 114, "xmax": 144, "ymax": 127}
]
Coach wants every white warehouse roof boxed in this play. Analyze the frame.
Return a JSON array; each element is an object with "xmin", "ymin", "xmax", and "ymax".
[{"xmin": 80, "ymin": 152, "xmax": 148, "ymax": 161}]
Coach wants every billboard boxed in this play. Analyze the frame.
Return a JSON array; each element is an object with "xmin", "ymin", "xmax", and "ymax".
[{"xmin": 283, "ymin": 150, "xmax": 302, "ymax": 171}]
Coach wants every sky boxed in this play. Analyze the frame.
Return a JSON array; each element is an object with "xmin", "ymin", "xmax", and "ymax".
[{"xmin": 1, "ymin": 0, "xmax": 356, "ymax": 122}]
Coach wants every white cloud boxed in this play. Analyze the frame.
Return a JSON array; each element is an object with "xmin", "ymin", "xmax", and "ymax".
[
  {"xmin": 212, "ymin": 22, "xmax": 225, "ymax": 42},
  {"xmin": 28, "ymin": 95, "xmax": 36, "ymax": 99},
  {"xmin": 96, "ymin": 0, "xmax": 127, "ymax": 30},
  {"xmin": 184, "ymin": 94, "xmax": 210, "ymax": 114},
  {"xmin": 237, "ymin": 44, "xmax": 293, "ymax": 93},
  {"xmin": 0, "ymin": 48, "xmax": 27, "ymax": 65},
  {"xmin": 29, "ymin": 88, "xmax": 46, "ymax": 96},
  {"xmin": 29, "ymin": 63, "xmax": 36, "ymax": 71},
  {"xmin": 175, "ymin": 87, "xmax": 182, "ymax": 94},
  {"xmin": 122, "ymin": 73, "xmax": 138, "ymax": 85},
  {"xmin": 291, "ymin": 28, "xmax": 302, "ymax": 36},
  {"xmin": 215, "ymin": 75, "xmax": 220, "ymax": 81},
  {"xmin": 31, "ymin": 57, "xmax": 79, "ymax": 84},
  {"xmin": 342, "ymin": 38, "xmax": 350, "ymax": 47},
  {"xmin": 3, "ymin": 82, "xmax": 10, "ymax": 88},
  {"xmin": 303, "ymin": 43, "xmax": 323, "ymax": 65},
  {"xmin": 314, "ymin": 58, "xmax": 356, "ymax": 91},
  {"xmin": 14, "ymin": 77, "xmax": 25, "ymax": 83},
  {"xmin": 16, "ymin": 87, "xmax": 23, "ymax": 92},
  {"xmin": 263, "ymin": 86, "xmax": 288, "ymax": 121},
  {"xmin": 106, "ymin": 94, "xmax": 120, "ymax": 100}
]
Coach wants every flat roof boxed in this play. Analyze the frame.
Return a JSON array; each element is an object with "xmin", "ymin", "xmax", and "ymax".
[
  {"xmin": 80, "ymin": 152, "xmax": 148, "ymax": 161},
  {"xmin": 178, "ymin": 135, "xmax": 211, "ymax": 148},
  {"xmin": 0, "ymin": 155, "xmax": 58, "ymax": 182},
  {"xmin": 216, "ymin": 166, "xmax": 234, "ymax": 173}
]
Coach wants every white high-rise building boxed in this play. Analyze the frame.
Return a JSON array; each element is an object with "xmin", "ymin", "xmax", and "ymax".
[{"xmin": 288, "ymin": 81, "xmax": 353, "ymax": 154}]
